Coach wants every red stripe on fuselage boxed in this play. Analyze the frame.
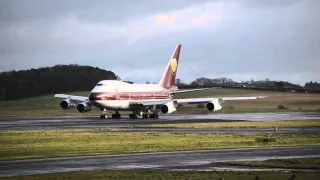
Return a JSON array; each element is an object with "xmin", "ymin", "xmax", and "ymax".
[{"xmin": 89, "ymin": 92, "xmax": 170, "ymax": 101}]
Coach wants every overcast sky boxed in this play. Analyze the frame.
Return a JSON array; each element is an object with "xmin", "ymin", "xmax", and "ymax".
[{"xmin": 0, "ymin": 0, "xmax": 319, "ymax": 85}]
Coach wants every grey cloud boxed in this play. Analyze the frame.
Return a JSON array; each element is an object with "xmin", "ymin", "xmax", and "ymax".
[
  {"xmin": 242, "ymin": 0, "xmax": 301, "ymax": 9},
  {"xmin": 0, "ymin": 0, "xmax": 210, "ymax": 23},
  {"xmin": 115, "ymin": 0, "xmax": 320, "ymax": 84},
  {"xmin": 0, "ymin": 0, "xmax": 301, "ymax": 23},
  {"xmin": 0, "ymin": 0, "xmax": 319, "ymax": 85}
]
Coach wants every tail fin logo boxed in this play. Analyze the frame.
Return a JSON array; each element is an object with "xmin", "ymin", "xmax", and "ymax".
[{"xmin": 171, "ymin": 58, "xmax": 177, "ymax": 74}]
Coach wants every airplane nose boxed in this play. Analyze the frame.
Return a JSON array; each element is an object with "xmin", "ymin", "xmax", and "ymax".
[
  {"xmin": 89, "ymin": 92, "xmax": 114, "ymax": 100},
  {"xmin": 89, "ymin": 93, "xmax": 101, "ymax": 101}
]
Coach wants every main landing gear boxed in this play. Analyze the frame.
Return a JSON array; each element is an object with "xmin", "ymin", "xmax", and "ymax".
[
  {"xmin": 129, "ymin": 113, "xmax": 159, "ymax": 119},
  {"xmin": 130, "ymin": 110, "xmax": 160, "ymax": 119},
  {"xmin": 111, "ymin": 111, "xmax": 121, "ymax": 119},
  {"xmin": 100, "ymin": 110, "xmax": 159, "ymax": 119},
  {"xmin": 148, "ymin": 114, "xmax": 159, "ymax": 119},
  {"xmin": 129, "ymin": 114, "xmax": 138, "ymax": 119}
]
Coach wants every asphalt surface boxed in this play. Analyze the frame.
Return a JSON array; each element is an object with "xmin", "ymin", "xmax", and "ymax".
[
  {"xmin": 1, "ymin": 146, "xmax": 320, "ymax": 177},
  {"xmin": 0, "ymin": 112, "xmax": 319, "ymax": 131}
]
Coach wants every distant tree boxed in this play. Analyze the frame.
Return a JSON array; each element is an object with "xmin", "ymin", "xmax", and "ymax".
[
  {"xmin": 250, "ymin": 78, "xmax": 255, "ymax": 84},
  {"xmin": 0, "ymin": 89, "xmax": 5, "ymax": 102},
  {"xmin": 0, "ymin": 64, "xmax": 119, "ymax": 100},
  {"xmin": 190, "ymin": 81, "xmax": 199, "ymax": 87},
  {"xmin": 305, "ymin": 81, "xmax": 320, "ymax": 89},
  {"xmin": 115, "ymin": 75, "xmax": 121, "ymax": 80},
  {"xmin": 176, "ymin": 78, "xmax": 182, "ymax": 85},
  {"xmin": 274, "ymin": 81, "xmax": 285, "ymax": 89}
]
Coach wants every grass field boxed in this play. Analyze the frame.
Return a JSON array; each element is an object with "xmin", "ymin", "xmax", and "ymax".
[
  {"xmin": 217, "ymin": 157, "xmax": 320, "ymax": 169},
  {"xmin": 2, "ymin": 170, "xmax": 319, "ymax": 180},
  {"xmin": 1, "ymin": 130, "xmax": 319, "ymax": 161},
  {"xmin": 135, "ymin": 119, "xmax": 320, "ymax": 129},
  {"xmin": 0, "ymin": 88, "xmax": 320, "ymax": 117}
]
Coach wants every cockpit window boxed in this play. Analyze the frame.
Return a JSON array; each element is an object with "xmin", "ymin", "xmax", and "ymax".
[{"xmin": 96, "ymin": 84, "xmax": 105, "ymax": 86}]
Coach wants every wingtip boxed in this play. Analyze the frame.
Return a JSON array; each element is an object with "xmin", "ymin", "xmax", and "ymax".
[{"xmin": 257, "ymin": 96, "xmax": 268, "ymax": 99}]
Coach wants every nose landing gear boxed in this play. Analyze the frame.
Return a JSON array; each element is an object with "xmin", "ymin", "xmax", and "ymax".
[{"xmin": 100, "ymin": 109, "xmax": 107, "ymax": 119}]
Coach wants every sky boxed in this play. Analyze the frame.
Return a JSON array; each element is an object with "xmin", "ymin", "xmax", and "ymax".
[{"xmin": 0, "ymin": 0, "xmax": 319, "ymax": 85}]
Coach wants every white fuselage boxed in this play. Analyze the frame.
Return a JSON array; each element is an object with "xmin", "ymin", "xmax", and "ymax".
[{"xmin": 89, "ymin": 80, "xmax": 174, "ymax": 110}]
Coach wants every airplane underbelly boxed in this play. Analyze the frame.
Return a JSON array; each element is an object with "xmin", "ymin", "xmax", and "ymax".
[{"xmin": 93, "ymin": 100, "xmax": 131, "ymax": 110}]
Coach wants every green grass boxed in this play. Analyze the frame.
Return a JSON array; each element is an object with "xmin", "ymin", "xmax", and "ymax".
[
  {"xmin": 0, "ymin": 91, "xmax": 95, "ymax": 117},
  {"xmin": 135, "ymin": 120, "xmax": 320, "ymax": 129},
  {"xmin": 1, "ymin": 170, "xmax": 319, "ymax": 180},
  {"xmin": 1, "ymin": 130, "xmax": 320, "ymax": 161},
  {"xmin": 0, "ymin": 88, "xmax": 320, "ymax": 117},
  {"xmin": 1, "ymin": 91, "xmax": 90, "ymax": 107},
  {"xmin": 217, "ymin": 157, "xmax": 320, "ymax": 169}
]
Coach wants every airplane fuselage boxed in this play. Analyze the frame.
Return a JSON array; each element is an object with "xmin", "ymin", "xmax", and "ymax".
[{"xmin": 89, "ymin": 80, "xmax": 176, "ymax": 110}]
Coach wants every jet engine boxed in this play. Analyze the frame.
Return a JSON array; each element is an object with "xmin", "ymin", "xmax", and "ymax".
[
  {"xmin": 59, "ymin": 99, "xmax": 75, "ymax": 109},
  {"xmin": 205, "ymin": 100, "xmax": 223, "ymax": 112},
  {"xmin": 160, "ymin": 101, "xmax": 177, "ymax": 114},
  {"xmin": 77, "ymin": 101, "xmax": 92, "ymax": 113}
]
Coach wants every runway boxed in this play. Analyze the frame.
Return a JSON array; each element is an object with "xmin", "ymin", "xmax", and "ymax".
[
  {"xmin": 1, "ymin": 146, "xmax": 319, "ymax": 177},
  {"xmin": 0, "ymin": 112, "xmax": 319, "ymax": 131}
]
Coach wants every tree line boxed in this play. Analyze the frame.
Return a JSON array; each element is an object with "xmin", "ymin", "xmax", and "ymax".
[
  {"xmin": 176, "ymin": 77, "xmax": 320, "ymax": 93},
  {"xmin": 0, "ymin": 64, "xmax": 119, "ymax": 101},
  {"xmin": 305, "ymin": 81, "xmax": 320, "ymax": 89},
  {"xmin": 0, "ymin": 65, "xmax": 319, "ymax": 101}
]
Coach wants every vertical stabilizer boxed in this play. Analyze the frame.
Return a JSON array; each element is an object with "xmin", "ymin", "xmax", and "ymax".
[{"xmin": 158, "ymin": 44, "xmax": 181, "ymax": 89}]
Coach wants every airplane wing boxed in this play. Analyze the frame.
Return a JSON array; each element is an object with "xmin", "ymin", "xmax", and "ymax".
[
  {"xmin": 176, "ymin": 96, "xmax": 266, "ymax": 104},
  {"xmin": 130, "ymin": 96, "xmax": 266, "ymax": 106},
  {"xmin": 54, "ymin": 94, "xmax": 88, "ymax": 101},
  {"xmin": 172, "ymin": 88, "xmax": 216, "ymax": 94},
  {"xmin": 129, "ymin": 99, "xmax": 173, "ymax": 106}
]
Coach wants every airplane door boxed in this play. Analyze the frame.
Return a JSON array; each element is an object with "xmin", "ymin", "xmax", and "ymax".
[
  {"xmin": 115, "ymin": 88, "xmax": 119, "ymax": 100},
  {"xmin": 115, "ymin": 88, "xmax": 120, "ymax": 100}
]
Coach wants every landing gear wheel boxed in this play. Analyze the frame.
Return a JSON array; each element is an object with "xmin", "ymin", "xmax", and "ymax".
[
  {"xmin": 100, "ymin": 114, "xmax": 107, "ymax": 119},
  {"xmin": 149, "ymin": 114, "xmax": 159, "ymax": 119},
  {"xmin": 112, "ymin": 113, "xmax": 121, "ymax": 119},
  {"xmin": 100, "ymin": 109, "xmax": 108, "ymax": 119},
  {"xmin": 129, "ymin": 114, "xmax": 138, "ymax": 119},
  {"xmin": 142, "ymin": 114, "xmax": 149, "ymax": 119}
]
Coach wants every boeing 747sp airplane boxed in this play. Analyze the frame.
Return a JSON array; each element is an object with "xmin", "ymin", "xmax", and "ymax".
[{"xmin": 54, "ymin": 44, "xmax": 266, "ymax": 119}]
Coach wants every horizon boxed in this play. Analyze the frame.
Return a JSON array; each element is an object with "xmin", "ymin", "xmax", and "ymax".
[{"xmin": 1, "ymin": 63, "xmax": 316, "ymax": 86}]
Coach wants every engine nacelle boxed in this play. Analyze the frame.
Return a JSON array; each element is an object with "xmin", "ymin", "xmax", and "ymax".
[
  {"xmin": 77, "ymin": 101, "xmax": 92, "ymax": 113},
  {"xmin": 206, "ymin": 101, "xmax": 223, "ymax": 112},
  {"xmin": 160, "ymin": 101, "xmax": 177, "ymax": 114},
  {"xmin": 59, "ymin": 99, "xmax": 75, "ymax": 109}
]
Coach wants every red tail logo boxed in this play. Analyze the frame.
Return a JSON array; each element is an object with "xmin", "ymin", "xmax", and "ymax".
[{"xmin": 159, "ymin": 44, "xmax": 181, "ymax": 89}]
